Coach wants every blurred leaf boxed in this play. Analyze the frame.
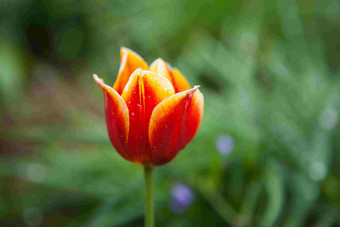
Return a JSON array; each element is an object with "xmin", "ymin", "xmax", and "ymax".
[{"xmin": 260, "ymin": 161, "xmax": 284, "ymax": 227}]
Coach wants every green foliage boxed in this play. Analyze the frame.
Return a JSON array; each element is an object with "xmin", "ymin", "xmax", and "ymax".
[{"xmin": 1, "ymin": 0, "xmax": 340, "ymax": 226}]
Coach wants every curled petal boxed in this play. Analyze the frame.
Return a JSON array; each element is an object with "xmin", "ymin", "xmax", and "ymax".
[
  {"xmin": 149, "ymin": 86, "xmax": 204, "ymax": 165},
  {"xmin": 93, "ymin": 74, "xmax": 131, "ymax": 161},
  {"xmin": 150, "ymin": 58, "xmax": 191, "ymax": 93},
  {"xmin": 121, "ymin": 69, "xmax": 175, "ymax": 165},
  {"xmin": 113, "ymin": 47, "xmax": 149, "ymax": 94}
]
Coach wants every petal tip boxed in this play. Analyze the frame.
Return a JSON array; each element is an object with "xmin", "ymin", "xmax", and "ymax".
[
  {"xmin": 190, "ymin": 86, "xmax": 202, "ymax": 97},
  {"xmin": 129, "ymin": 68, "xmax": 145, "ymax": 78},
  {"xmin": 120, "ymin": 47, "xmax": 145, "ymax": 61},
  {"xmin": 156, "ymin": 57, "xmax": 165, "ymax": 63},
  {"xmin": 120, "ymin": 46, "xmax": 128, "ymax": 53},
  {"xmin": 185, "ymin": 85, "xmax": 200, "ymax": 97},
  {"xmin": 93, "ymin": 74, "xmax": 104, "ymax": 85}
]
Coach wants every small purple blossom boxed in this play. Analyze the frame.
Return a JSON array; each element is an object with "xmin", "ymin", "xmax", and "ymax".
[
  {"xmin": 216, "ymin": 134, "xmax": 234, "ymax": 156},
  {"xmin": 170, "ymin": 183, "xmax": 195, "ymax": 213}
]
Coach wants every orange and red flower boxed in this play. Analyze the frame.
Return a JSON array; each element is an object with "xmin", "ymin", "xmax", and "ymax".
[{"xmin": 94, "ymin": 47, "xmax": 203, "ymax": 166}]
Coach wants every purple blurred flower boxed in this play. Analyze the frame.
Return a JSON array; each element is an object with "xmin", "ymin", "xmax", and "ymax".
[
  {"xmin": 216, "ymin": 134, "xmax": 234, "ymax": 156},
  {"xmin": 170, "ymin": 183, "xmax": 195, "ymax": 213}
]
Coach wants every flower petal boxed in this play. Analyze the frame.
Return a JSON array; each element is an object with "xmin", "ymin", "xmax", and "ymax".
[
  {"xmin": 121, "ymin": 69, "xmax": 175, "ymax": 165},
  {"xmin": 171, "ymin": 68, "xmax": 191, "ymax": 92},
  {"xmin": 148, "ymin": 86, "xmax": 204, "ymax": 165},
  {"xmin": 113, "ymin": 47, "xmax": 149, "ymax": 95},
  {"xmin": 93, "ymin": 74, "xmax": 132, "ymax": 161},
  {"xmin": 150, "ymin": 58, "xmax": 191, "ymax": 93}
]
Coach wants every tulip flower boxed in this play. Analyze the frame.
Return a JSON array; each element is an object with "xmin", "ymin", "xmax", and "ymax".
[
  {"xmin": 93, "ymin": 47, "xmax": 203, "ymax": 166},
  {"xmin": 93, "ymin": 47, "xmax": 203, "ymax": 227}
]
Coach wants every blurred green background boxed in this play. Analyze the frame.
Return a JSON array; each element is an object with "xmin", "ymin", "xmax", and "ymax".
[{"xmin": 1, "ymin": 0, "xmax": 340, "ymax": 226}]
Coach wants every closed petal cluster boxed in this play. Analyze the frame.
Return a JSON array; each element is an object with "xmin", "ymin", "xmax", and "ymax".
[{"xmin": 94, "ymin": 47, "xmax": 204, "ymax": 166}]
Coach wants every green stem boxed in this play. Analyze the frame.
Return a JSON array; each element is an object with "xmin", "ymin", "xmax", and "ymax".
[{"xmin": 144, "ymin": 167, "xmax": 154, "ymax": 227}]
